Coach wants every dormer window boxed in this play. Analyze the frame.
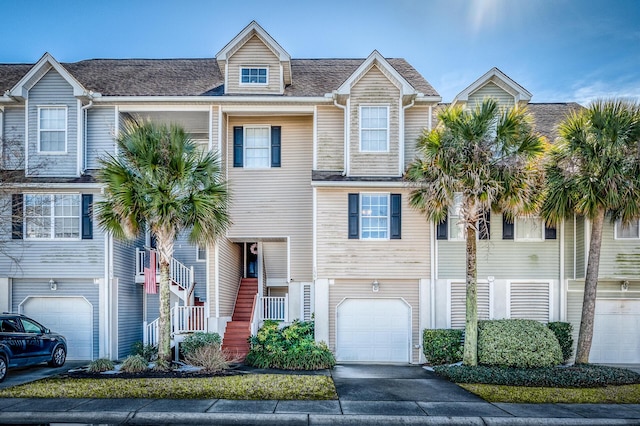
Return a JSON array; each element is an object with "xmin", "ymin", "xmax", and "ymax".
[
  {"xmin": 240, "ymin": 67, "xmax": 268, "ymax": 84},
  {"xmin": 38, "ymin": 106, "xmax": 67, "ymax": 153}
]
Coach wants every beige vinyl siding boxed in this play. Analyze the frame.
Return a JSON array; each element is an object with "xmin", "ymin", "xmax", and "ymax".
[
  {"xmin": 212, "ymin": 238, "xmax": 242, "ymax": 317},
  {"xmin": 2, "ymin": 107, "xmax": 25, "ymax": 170},
  {"xmin": 316, "ymin": 106, "xmax": 344, "ymax": 171},
  {"xmin": 86, "ymin": 107, "xmax": 116, "ymax": 169},
  {"xmin": 508, "ymin": 281, "xmax": 550, "ymax": 322},
  {"xmin": 449, "ymin": 281, "xmax": 491, "ymax": 328},
  {"xmin": 28, "ymin": 69, "xmax": 78, "ymax": 176},
  {"xmin": 315, "ymin": 187, "xmax": 430, "ymax": 279},
  {"xmin": 467, "ymin": 81, "xmax": 515, "ymax": 109},
  {"xmin": 438, "ymin": 212, "xmax": 560, "ymax": 279},
  {"xmin": 598, "ymin": 220, "xmax": 640, "ymax": 278},
  {"xmin": 349, "ymin": 65, "xmax": 400, "ymax": 176},
  {"xmin": 329, "ymin": 279, "xmax": 420, "ymax": 362},
  {"xmin": 211, "ymin": 105, "xmax": 219, "ymax": 152},
  {"xmin": 263, "ymin": 241, "xmax": 287, "ymax": 285},
  {"xmin": 226, "ymin": 35, "xmax": 281, "ymax": 94},
  {"xmin": 576, "ymin": 216, "xmax": 585, "ymax": 278},
  {"xmin": 226, "ymin": 115, "xmax": 313, "ymax": 282},
  {"xmin": 404, "ymin": 105, "xmax": 430, "ymax": 169}
]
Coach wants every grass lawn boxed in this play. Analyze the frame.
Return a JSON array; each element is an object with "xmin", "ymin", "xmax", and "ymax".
[
  {"xmin": 0, "ymin": 374, "xmax": 338, "ymax": 400},
  {"xmin": 460, "ymin": 383, "xmax": 640, "ymax": 404}
]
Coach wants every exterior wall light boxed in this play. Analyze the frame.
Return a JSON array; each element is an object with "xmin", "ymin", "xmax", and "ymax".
[
  {"xmin": 49, "ymin": 279, "xmax": 57, "ymax": 291},
  {"xmin": 372, "ymin": 280, "xmax": 380, "ymax": 292},
  {"xmin": 621, "ymin": 280, "xmax": 629, "ymax": 292}
]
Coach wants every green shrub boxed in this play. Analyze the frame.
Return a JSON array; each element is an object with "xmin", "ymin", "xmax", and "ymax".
[
  {"xmin": 245, "ymin": 320, "xmax": 335, "ymax": 370},
  {"xmin": 181, "ymin": 332, "xmax": 222, "ymax": 357},
  {"xmin": 130, "ymin": 341, "xmax": 158, "ymax": 362},
  {"xmin": 478, "ymin": 319, "xmax": 563, "ymax": 368},
  {"xmin": 422, "ymin": 329, "xmax": 463, "ymax": 365},
  {"xmin": 88, "ymin": 358, "xmax": 115, "ymax": 373},
  {"xmin": 547, "ymin": 322, "xmax": 574, "ymax": 362},
  {"xmin": 185, "ymin": 345, "xmax": 233, "ymax": 372},
  {"xmin": 434, "ymin": 364, "xmax": 640, "ymax": 388},
  {"xmin": 120, "ymin": 355, "xmax": 149, "ymax": 373}
]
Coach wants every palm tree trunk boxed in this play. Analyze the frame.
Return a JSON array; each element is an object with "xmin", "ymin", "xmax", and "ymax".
[
  {"xmin": 156, "ymin": 235, "xmax": 175, "ymax": 366},
  {"xmin": 575, "ymin": 207, "xmax": 605, "ymax": 364},
  {"xmin": 463, "ymin": 225, "xmax": 478, "ymax": 366}
]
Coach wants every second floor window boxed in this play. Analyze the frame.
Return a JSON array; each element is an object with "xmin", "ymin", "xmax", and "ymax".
[
  {"xmin": 38, "ymin": 107, "xmax": 67, "ymax": 152},
  {"xmin": 25, "ymin": 194, "xmax": 80, "ymax": 239},
  {"xmin": 245, "ymin": 127, "xmax": 270, "ymax": 168},
  {"xmin": 361, "ymin": 194, "xmax": 389, "ymax": 239},
  {"xmin": 616, "ymin": 220, "xmax": 640, "ymax": 239},
  {"xmin": 360, "ymin": 106, "xmax": 388, "ymax": 152},
  {"xmin": 241, "ymin": 67, "xmax": 268, "ymax": 84}
]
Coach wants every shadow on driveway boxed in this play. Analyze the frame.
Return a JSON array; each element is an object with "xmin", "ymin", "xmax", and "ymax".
[{"xmin": 0, "ymin": 360, "xmax": 87, "ymax": 390}]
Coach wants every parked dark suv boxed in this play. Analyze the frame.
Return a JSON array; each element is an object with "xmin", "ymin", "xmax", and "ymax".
[{"xmin": 0, "ymin": 313, "xmax": 67, "ymax": 382}]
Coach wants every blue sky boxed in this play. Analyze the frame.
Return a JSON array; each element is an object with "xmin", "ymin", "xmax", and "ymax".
[{"xmin": 1, "ymin": 0, "xmax": 638, "ymax": 104}]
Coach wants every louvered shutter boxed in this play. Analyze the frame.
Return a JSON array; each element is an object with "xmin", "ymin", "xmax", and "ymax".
[
  {"xmin": 12, "ymin": 194, "xmax": 23, "ymax": 240},
  {"xmin": 348, "ymin": 193, "xmax": 359, "ymax": 239},
  {"xmin": 271, "ymin": 126, "xmax": 281, "ymax": 167},
  {"xmin": 233, "ymin": 126, "xmax": 243, "ymax": 167},
  {"xmin": 81, "ymin": 194, "xmax": 93, "ymax": 240},
  {"xmin": 436, "ymin": 211, "xmax": 448, "ymax": 240},
  {"xmin": 509, "ymin": 282, "xmax": 550, "ymax": 322},
  {"xmin": 502, "ymin": 215, "xmax": 514, "ymax": 240},
  {"xmin": 544, "ymin": 224, "xmax": 557, "ymax": 240},
  {"xmin": 390, "ymin": 193, "xmax": 401, "ymax": 239},
  {"xmin": 449, "ymin": 281, "xmax": 491, "ymax": 329},
  {"xmin": 301, "ymin": 283, "xmax": 313, "ymax": 321}
]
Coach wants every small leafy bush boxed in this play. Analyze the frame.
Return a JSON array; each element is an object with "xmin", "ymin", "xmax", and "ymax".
[
  {"xmin": 88, "ymin": 358, "xmax": 115, "ymax": 373},
  {"xmin": 423, "ymin": 329, "xmax": 463, "ymax": 365},
  {"xmin": 478, "ymin": 319, "xmax": 563, "ymax": 368},
  {"xmin": 434, "ymin": 364, "xmax": 640, "ymax": 388},
  {"xmin": 120, "ymin": 355, "xmax": 149, "ymax": 373},
  {"xmin": 181, "ymin": 332, "xmax": 222, "ymax": 357},
  {"xmin": 245, "ymin": 320, "xmax": 335, "ymax": 370},
  {"xmin": 130, "ymin": 341, "xmax": 158, "ymax": 362},
  {"xmin": 185, "ymin": 345, "xmax": 237, "ymax": 372},
  {"xmin": 547, "ymin": 322, "xmax": 573, "ymax": 362}
]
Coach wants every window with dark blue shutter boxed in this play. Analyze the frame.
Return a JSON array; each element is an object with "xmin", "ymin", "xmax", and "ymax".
[
  {"xmin": 348, "ymin": 193, "xmax": 359, "ymax": 239},
  {"xmin": 502, "ymin": 215, "xmax": 514, "ymax": 240},
  {"xmin": 12, "ymin": 194, "xmax": 23, "ymax": 240},
  {"xmin": 545, "ymin": 224, "xmax": 557, "ymax": 240},
  {"xmin": 436, "ymin": 210, "xmax": 448, "ymax": 240},
  {"xmin": 233, "ymin": 126, "xmax": 243, "ymax": 167},
  {"xmin": 82, "ymin": 194, "xmax": 93, "ymax": 240},
  {"xmin": 271, "ymin": 126, "xmax": 281, "ymax": 167},
  {"xmin": 479, "ymin": 210, "xmax": 490, "ymax": 240},
  {"xmin": 390, "ymin": 193, "xmax": 401, "ymax": 239}
]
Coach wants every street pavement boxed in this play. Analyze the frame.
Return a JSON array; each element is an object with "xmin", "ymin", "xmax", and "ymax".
[{"xmin": 0, "ymin": 363, "xmax": 638, "ymax": 425}]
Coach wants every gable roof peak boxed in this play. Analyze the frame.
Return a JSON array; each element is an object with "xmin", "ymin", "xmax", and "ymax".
[
  {"xmin": 215, "ymin": 20, "xmax": 290, "ymax": 62},
  {"xmin": 453, "ymin": 67, "xmax": 532, "ymax": 105}
]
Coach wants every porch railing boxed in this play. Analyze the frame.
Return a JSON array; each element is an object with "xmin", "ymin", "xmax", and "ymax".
[
  {"xmin": 260, "ymin": 295, "xmax": 288, "ymax": 322},
  {"xmin": 143, "ymin": 304, "xmax": 206, "ymax": 346},
  {"xmin": 136, "ymin": 248, "xmax": 195, "ymax": 304}
]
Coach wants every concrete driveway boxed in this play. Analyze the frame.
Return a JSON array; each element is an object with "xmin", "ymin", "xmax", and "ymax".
[{"xmin": 0, "ymin": 360, "xmax": 87, "ymax": 390}]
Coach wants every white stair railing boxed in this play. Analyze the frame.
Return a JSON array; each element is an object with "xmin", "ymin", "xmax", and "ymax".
[
  {"xmin": 143, "ymin": 318, "xmax": 159, "ymax": 347},
  {"xmin": 143, "ymin": 304, "xmax": 206, "ymax": 346},
  {"xmin": 137, "ymin": 248, "xmax": 195, "ymax": 304},
  {"xmin": 260, "ymin": 295, "xmax": 288, "ymax": 322}
]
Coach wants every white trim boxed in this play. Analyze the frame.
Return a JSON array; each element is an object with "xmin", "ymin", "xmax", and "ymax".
[
  {"xmin": 311, "ymin": 180, "xmax": 404, "ymax": 188},
  {"xmin": 614, "ymin": 219, "xmax": 640, "ymax": 239},
  {"xmin": 214, "ymin": 243, "xmax": 220, "ymax": 318},
  {"xmin": 195, "ymin": 244, "xmax": 206, "ymax": 262},
  {"xmin": 23, "ymin": 192, "xmax": 82, "ymax": 240},
  {"xmin": 216, "ymin": 21, "xmax": 291, "ymax": 63},
  {"xmin": 345, "ymin": 98, "xmax": 351, "ymax": 176},
  {"xmin": 243, "ymin": 125, "xmax": 271, "ymax": 169},
  {"xmin": 208, "ymin": 105, "xmax": 214, "ymax": 152},
  {"xmin": 238, "ymin": 66, "xmax": 269, "ymax": 86},
  {"xmin": 506, "ymin": 280, "xmax": 553, "ymax": 322},
  {"xmin": 359, "ymin": 105, "xmax": 390, "ymax": 153},
  {"xmin": 452, "ymin": 67, "xmax": 532, "ymax": 105},
  {"xmin": 24, "ymin": 100, "xmax": 29, "ymax": 175},
  {"xmin": 217, "ymin": 106, "xmax": 223, "ymax": 154},
  {"xmin": 286, "ymin": 236, "xmax": 291, "ymax": 283},
  {"xmin": 559, "ymin": 220, "xmax": 566, "ymax": 321},
  {"xmin": 114, "ymin": 106, "xmax": 119, "ymax": 156},
  {"xmin": 312, "ymin": 187, "xmax": 317, "ymax": 281},
  {"xmin": 359, "ymin": 192, "xmax": 391, "ymax": 240},
  {"xmin": 400, "ymin": 98, "xmax": 414, "ymax": 176},
  {"xmin": 312, "ymin": 105, "xmax": 318, "ymax": 170},
  {"xmin": 4, "ymin": 182, "xmax": 103, "ymax": 189},
  {"xmin": 9, "ymin": 53, "xmax": 91, "ymax": 99},
  {"xmin": 430, "ymin": 222, "xmax": 436, "ymax": 328},
  {"xmin": 76, "ymin": 99, "xmax": 82, "ymax": 176},
  {"xmin": 95, "ymin": 96, "xmax": 330, "ymax": 104},
  {"xmin": 336, "ymin": 50, "xmax": 416, "ymax": 96}
]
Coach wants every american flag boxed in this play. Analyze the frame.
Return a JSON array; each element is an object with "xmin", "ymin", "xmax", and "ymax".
[{"xmin": 144, "ymin": 250, "xmax": 157, "ymax": 294}]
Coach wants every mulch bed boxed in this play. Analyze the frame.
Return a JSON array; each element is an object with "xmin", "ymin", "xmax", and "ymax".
[{"xmin": 65, "ymin": 364, "xmax": 245, "ymax": 379}]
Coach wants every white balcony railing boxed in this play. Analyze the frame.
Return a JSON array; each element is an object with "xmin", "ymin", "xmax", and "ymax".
[
  {"xmin": 260, "ymin": 295, "xmax": 288, "ymax": 322},
  {"xmin": 143, "ymin": 304, "xmax": 206, "ymax": 346},
  {"xmin": 136, "ymin": 248, "xmax": 195, "ymax": 304}
]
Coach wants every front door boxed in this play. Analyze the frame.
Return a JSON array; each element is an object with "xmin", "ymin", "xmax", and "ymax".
[{"xmin": 246, "ymin": 242, "xmax": 258, "ymax": 278}]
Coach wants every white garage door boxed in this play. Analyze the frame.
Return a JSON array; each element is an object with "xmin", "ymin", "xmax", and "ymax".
[
  {"xmin": 590, "ymin": 299, "xmax": 640, "ymax": 363},
  {"xmin": 22, "ymin": 297, "xmax": 93, "ymax": 360},
  {"xmin": 336, "ymin": 298, "xmax": 410, "ymax": 363}
]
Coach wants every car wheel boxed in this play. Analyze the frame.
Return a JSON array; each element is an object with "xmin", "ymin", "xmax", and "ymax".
[
  {"xmin": 0, "ymin": 355, "xmax": 7, "ymax": 382},
  {"xmin": 48, "ymin": 345, "xmax": 66, "ymax": 368}
]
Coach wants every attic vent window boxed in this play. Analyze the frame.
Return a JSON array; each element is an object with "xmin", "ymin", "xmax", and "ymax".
[{"xmin": 241, "ymin": 67, "xmax": 268, "ymax": 84}]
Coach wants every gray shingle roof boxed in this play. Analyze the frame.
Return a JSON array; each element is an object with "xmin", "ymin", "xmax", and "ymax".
[
  {"xmin": 0, "ymin": 57, "xmax": 439, "ymax": 98},
  {"xmin": 527, "ymin": 102, "xmax": 584, "ymax": 141}
]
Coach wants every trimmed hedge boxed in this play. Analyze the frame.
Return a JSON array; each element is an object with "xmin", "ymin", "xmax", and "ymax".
[
  {"xmin": 547, "ymin": 322, "xmax": 574, "ymax": 362},
  {"xmin": 434, "ymin": 364, "xmax": 640, "ymax": 388},
  {"xmin": 423, "ymin": 329, "xmax": 463, "ymax": 365},
  {"xmin": 478, "ymin": 319, "xmax": 563, "ymax": 368},
  {"xmin": 181, "ymin": 332, "xmax": 222, "ymax": 357}
]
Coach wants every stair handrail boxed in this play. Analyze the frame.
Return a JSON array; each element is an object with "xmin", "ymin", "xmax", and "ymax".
[
  {"xmin": 250, "ymin": 292, "xmax": 260, "ymax": 336},
  {"xmin": 141, "ymin": 248, "xmax": 193, "ymax": 300}
]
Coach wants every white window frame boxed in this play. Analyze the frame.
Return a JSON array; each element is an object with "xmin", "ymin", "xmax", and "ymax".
[
  {"xmin": 196, "ymin": 244, "xmax": 206, "ymax": 262},
  {"xmin": 244, "ymin": 125, "xmax": 271, "ymax": 169},
  {"xmin": 514, "ymin": 216, "xmax": 545, "ymax": 242},
  {"xmin": 615, "ymin": 219, "xmax": 640, "ymax": 239},
  {"xmin": 24, "ymin": 193, "xmax": 81, "ymax": 240},
  {"xmin": 360, "ymin": 193, "xmax": 390, "ymax": 240},
  {"xmin": 239, "ymin": 66, "xmax": 269, "ymax": 85},
  {"xmin": 448, "ymin": 193, "xmax": 465, "ymax": 241},
  {"xmin": 37, "ymin": 106, "xmax": 67, "ymax": 153},
  {"xmin": 359, "ymin": 105, "xmax": 389, "ymax": 152}
]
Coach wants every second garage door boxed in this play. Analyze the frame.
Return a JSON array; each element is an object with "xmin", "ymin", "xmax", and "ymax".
[
  {"xmin": 336, "ymin": 298, "xmax": 410, "ymax": 363},
  {"xmin": 22, "ymin": 296, "xmax": 93, "ymax": 360},
  {"xmin": 589, "ymin": 299, "xmax": 640, "ymax": 363}
]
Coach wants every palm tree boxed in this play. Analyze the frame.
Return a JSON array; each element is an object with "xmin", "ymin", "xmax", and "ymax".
[
  {"xmin": 96, "ymin": 119, "xmax": 230, "ymax": 367},
  {"xmin": 541, "ymin": 99, "xmax": 640, "ymax": 364},
  {"xmin": 406, "ymin": 98, "xmax": 546, "ymax": 366}
]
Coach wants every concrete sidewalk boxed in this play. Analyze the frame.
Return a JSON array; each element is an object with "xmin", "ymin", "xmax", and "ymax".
[{"xmin": 0, "ymin": 364, "xmax": 638, "ymax": 425}]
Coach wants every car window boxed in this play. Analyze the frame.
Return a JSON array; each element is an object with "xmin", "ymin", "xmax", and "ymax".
[
  {"xmin": 0, "ymin": 318, "xmax": 20, "ymax": 333},
  {"xmin": 20, "ymin": 318, "xmax": 43, "ymax": 334}
]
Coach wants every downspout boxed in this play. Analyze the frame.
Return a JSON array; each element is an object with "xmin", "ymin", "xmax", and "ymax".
[
  {"xmin": 332, "ymin": 94, "xmax": 348, "ymax": 176},
  {"xmin": 559, "ymin": 220, "xmax": 565, "ymax": 321},
  {"xmin": 80, "ymin": 97, "xmax": 94, "ymax": 174},
  {"xmin": 401, "ymin": 97, "xmax": 415, "ymax": 175},
  {"xmin": 430, "ymin": 221, "xmax": 436, "ymax": 328},
  {"xmin": 573, "ymin": 214, "xmax": 577, "ymax": 280}
]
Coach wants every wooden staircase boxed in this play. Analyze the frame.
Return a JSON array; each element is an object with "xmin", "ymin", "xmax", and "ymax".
[{"xmin": 222, "ymin": 278, "xmax": 258, "ymax": 361}]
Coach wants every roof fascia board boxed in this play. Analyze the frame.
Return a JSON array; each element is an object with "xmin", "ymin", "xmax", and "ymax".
[
  {"xmin": 6, "ymin": 182, "xmax": 103, "ymax": 189},
  {"xmin": 216, "ymin": 21, "xmax": 291, "ymax": 63},
  {"xmin": 335, "ymin": 50, "xmax": 416, "ymax": 96},
  {"xmin": 453, "ymin": 67, "xmax": 532, "ymax": 104},
  {"xmin": 94, "ymin": 96, "xmax": 332, "ymax": 104},
  {"xmin": 311, "ymin": 180, "xmax": 404, "ymax": 188},
  {"xmin": 9, "ymin": 52, "xmax": 89, "ymax": 98}
]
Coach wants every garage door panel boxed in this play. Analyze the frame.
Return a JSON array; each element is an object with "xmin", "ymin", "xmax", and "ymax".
[
  {"xmin": 590, "ymin": 299, "xmax": 640, "ymax": 364},
  {"xmin": 22, "ymin": 297, "xmax": 93, "ymax": 360},
  {"xmin": 336, "ymin": 298, "xmax": 410, "ymax": 363}
]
